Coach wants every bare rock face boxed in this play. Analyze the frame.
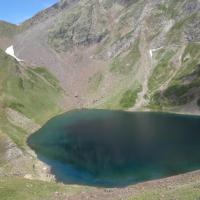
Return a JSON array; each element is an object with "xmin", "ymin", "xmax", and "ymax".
[
  {"xmin": 48, "ymin": 0, "xmax": 108, "ymax": 52},
  {"xmin": 0, "ymin": 133, "xmax": 23, "ymax": 163},
  {"xmin": 185, "ymin": 16, "xmax": 200, "ymax": 42},
  {"xmin": 6, "ymin": 108, "xmax": 40, "ymax": 134},
  {"xmin": 4, "ymin": 140, "xmax": 23, "ymax": 162},
  {"xmin": 59, "ymin": 0, "xmax": 81, "ymax": 9},
  {"xmin": 183, "ymin": 0, "xmax": 200, "ymax": 14}
]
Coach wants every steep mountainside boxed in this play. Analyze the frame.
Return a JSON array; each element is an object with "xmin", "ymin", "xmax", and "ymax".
[
  {"xmin": 1, "ymin": 0, "xmax": 199, "ymax": 114},
  {"xmin": 0, "ymin": 21, "xmax": 18, "ymax": 49},
  {"xmin": 0, "ymin": 49, "xmax": 63, "ymax": 178}
]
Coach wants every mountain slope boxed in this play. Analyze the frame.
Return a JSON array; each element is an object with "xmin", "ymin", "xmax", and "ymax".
[
  {"xmin": 0, "ymin": 0, "xmax": 200, "ymax": 199},
  {"xmin": 0, "ymin": 21, "xmax": 18, "ymax": 37},
  {"xmin": 149, "ymin": 43, "xmax": 200, "ymax": 113},
  {"xmin": 0, "ymin": 21, "xmax": 18, "ymax": 49},
  {"xmin": 0, "ymin": 48, "xmax": 62, "ymax": 145},
  {"xmin": 3, "ymin": 0, "xmax": 199, "ymax": 113},
  {"xmin": 0, "ymin": 49, "xmax": 63, "ymax": 178}
]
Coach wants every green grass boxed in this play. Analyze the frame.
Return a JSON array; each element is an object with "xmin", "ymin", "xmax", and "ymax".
[
  {"xmin": 0, "ymin": 21, "xmax": 18, "ymax": 37},
  {"xmin": 110, "ymin": 39, "xmax": 140, "ymax": 75},
  {"xmin": 0, "ymin": 119, "xmax": 27, "ymax": 149},
  {"xmin": 99, "ymin": 82, "xmax": 141, "ymax": 109},
  {"xmin": 4, "ymin": 67, "xmax": 62, "ymax": 124},
  {"xmin": 183, "ymin": 43, "xmax": 200, "ymax": 60},
  {"xmin": 167, "ymin": 12, "xmax": 198, "ymax": 44},
  {"xmin": 127, "ymin": 182, "xmax": 200, "ymax": 200},
  {"xmin": 88, "ymin": 71, "xmax": 103, "ymax": 92},
  {"xmin": 148, "ymin": 50, "xmax": 175, "ymax": 92},
  {"xmin": 32, "ymin": 67, "xmax": 61, "ymax": 89},
  {"xmin": 151, "ymin": 84, "xmax": 195, "ymax": 107},
  {"xmin": 0, "ymin": 177, "xmax": 84, "ymax": 200},
  {"xmin": 1, "ymin": 175, "xmax": 200, "ymax": 200},
  {"xmin": 157, "ymin": 0, "xmax": 183, "ymax": 19},
  {"xmin": 0, "ymin": 49, "xmax": 63, "ymax": 148},
  {"xmin": 0, "ymin": 133, "xmax": 7, "ymax": 165},
  {"xmin": 149, "ymin": 43, "xmax": 200, "ymax": 108},
  {"xmin": 119, "ymin": 87, "xmax": 142, "ymax": 108}
]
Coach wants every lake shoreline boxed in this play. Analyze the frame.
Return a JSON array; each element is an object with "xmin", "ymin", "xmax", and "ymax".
[
  {"xmin": 26, "ymin": 108, "xmax": 200, "ymax": 185},
  {"xmin": 27, "ymin": 109, "xmax": 199, "ymax": 187}
]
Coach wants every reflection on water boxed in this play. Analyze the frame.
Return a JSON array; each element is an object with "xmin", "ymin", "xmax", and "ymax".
[{"xmin": 28, "ymin": 110, "xmax": 200, "ymax": 187}]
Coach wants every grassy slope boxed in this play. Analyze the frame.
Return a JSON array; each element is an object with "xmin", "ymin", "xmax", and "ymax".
[
  {"xmin": 127, "ymin": 183, "xmax": 200, "ymax": 200},
  {"xmin": 0, "ymin": 49, "xmax": 64, "ymax": 185},
  {"xmin": 149, "ymin": 43, "xmax": 200, "ymax": 109},
  {"xmin": 0, "ymin": 21, "xmax": 18, "ymax": 38},
  {"xmin": 0, "ymin": 177, "xmax": 84, "ymax": 200},
  {"xmin": 0, "ymin": 172, "xmax": 200, "ymax": 200},
  {"xmin": 96, "ymin": 38, "xmax": 142, "ymax": 109},
  {"xmin": 99, "ymin": 83, "xmax": 142, "ymax": 110},
  {"xmin": 148, "ymin": 50, "xmax": 175, "ymax": 92},
  {"xmin": 0, "ymin": 49, "xmax": 63, "ymax": 148},
  {"xmin": 110, "ymin": 39, "xmax": 141, "ymax": 75}
]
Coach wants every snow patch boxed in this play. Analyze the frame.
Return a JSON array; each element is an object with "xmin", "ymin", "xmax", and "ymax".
[
  {"xmin": 5, "ymin": 45, "xmax": 23, "ymax": 62},
  {"xmin": 149, "ymin": 50, "xmax": 153, "ymax": 58},
  {"xmin": 149, "ymin": 47, "xmax": 164, "ymax": 58}
]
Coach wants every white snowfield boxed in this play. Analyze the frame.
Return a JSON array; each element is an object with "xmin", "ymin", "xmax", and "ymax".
[{"xmin": 5, "ymin": 45, "xmax": 24, "ymax": 62}]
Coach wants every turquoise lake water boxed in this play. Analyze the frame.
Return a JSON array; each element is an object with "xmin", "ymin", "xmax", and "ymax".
[{"xmin": 28, "ymin": 110, "xmax": 200, "ymax": 187}]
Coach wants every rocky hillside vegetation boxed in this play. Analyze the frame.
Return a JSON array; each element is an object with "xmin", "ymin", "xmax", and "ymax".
[
  {"xmin": 0, "ymin": 49, "xmax": 63, "ymax": 179},
  {"xmin": 0, "ymin": 0, "xmax": 198, "ymax": 114}
]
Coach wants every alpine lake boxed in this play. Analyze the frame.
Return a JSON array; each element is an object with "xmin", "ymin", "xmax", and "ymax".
[{"xmin": 28, "ymin": 110, "xmax": 200, "ymax": 187}]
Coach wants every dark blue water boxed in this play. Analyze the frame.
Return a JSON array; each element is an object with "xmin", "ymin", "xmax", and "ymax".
[{"xmin": 27, "ymin": 110, "xmax": 200, "ymax": 187}]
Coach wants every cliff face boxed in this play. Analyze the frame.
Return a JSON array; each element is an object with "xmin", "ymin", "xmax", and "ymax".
[{"xmin": 0, "ymin": 0, "xmax": 200, "ymax": 113}]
